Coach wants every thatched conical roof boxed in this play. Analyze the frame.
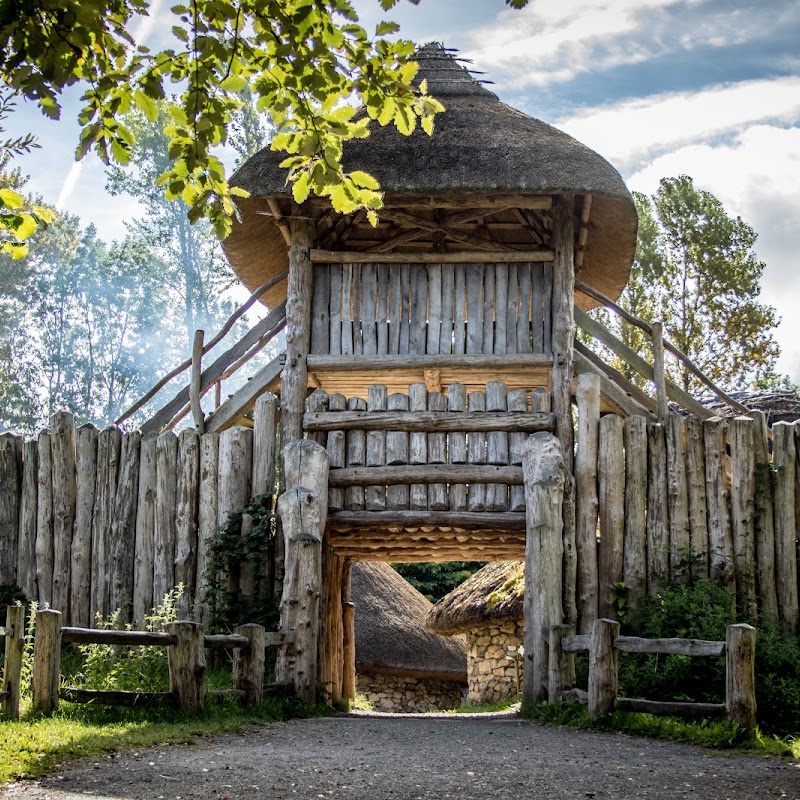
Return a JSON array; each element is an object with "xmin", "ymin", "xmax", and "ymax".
[
  {"xmin": 222, "ymin": 42, "xmax": 637, "ymax": 308},
  {"xmin": 351, "ymin": 561, "xmax": 467, "ymax": 682},
  {"xmin": 425, "ymin": 561, "xmax": 524, "ymax": 636}
]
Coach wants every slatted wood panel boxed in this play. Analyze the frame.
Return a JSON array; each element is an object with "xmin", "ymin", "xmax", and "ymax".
[{"xmin": 311, "ymin": 262, "xmax": 552, "ymax": 356}]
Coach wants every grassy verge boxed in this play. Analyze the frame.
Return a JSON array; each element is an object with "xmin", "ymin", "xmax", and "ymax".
[
  {"xmin": 520, "ymin": 700, "xmax": 799, "ymax": 758},
  {"xmin": 0, "ymin": 696, "xmax": 325, "ymax": 784}
]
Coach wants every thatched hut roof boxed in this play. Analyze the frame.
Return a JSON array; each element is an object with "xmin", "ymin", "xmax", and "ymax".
[
  {"xmin": 696, "ymin": 390, "xmax": 800, "ymax": 425},
  {"xmin": 425, "ymin": 561, "xmax": 524, "ymax": 636},
  {"xmin": 351, "ymin": 561, "xmax": 467, "ymax": 682},
  {"xmin": 222, "ymin": 42, "xmax": 637, "ymax": 309}
]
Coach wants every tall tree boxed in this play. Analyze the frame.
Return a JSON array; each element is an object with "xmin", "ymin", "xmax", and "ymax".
[{"xmin": 602, "ymin": 176, "xmax": 780, "ymax": 393}]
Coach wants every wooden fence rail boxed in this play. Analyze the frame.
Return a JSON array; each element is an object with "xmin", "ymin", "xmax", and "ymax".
[
  {"xmin": 549, "ymin": 619, "xmax": 757, "ymax": 729},
  {"xmin": 0, "ymin": 605, "xmax": 24, "ymax": 719},
  {"xmin": 30, "ymin": 609, "xmax": 295, "ymax": 714}
]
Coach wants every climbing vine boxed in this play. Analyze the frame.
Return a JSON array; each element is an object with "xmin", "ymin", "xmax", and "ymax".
[{"xmin": 204, "ymin": 493, "xmax": 279, "ymax": 632}]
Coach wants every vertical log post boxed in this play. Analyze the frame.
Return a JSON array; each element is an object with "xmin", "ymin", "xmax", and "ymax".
[
  {"xmin": 623, "ymin": 416, "xmax": 647, "ymax": 610},
  {"xmin": 194, "ymin": 433, "xmax": 219, "ymax": 623},
  {"xmin": 651, "ymin": 321, "xmax": 668, "ymax": 422},
  {"xmin": 751, "ymin": 411, "xmax": 777, "ymax": 621},
  {"xmin": 685, "ymin": 416, "xmax": 709, "ymax": 580},
  {"xmin": 522, "ymin": 432, "xmax": 565, "ymax": 705},
  {"xmin": 153, "ymin": 431, "xmax": 178, "ymax": 608},
  {"xmin": 772, "ymin": 422, "xmax": 798, "ymax": 633},
  {"xmin": 598, "ymin": 414, "xmax": 624, "ymax": 619},
  {"xmin": 575, "ymin": 373, "xmax": 600, "ymax": 633},
  {"xmin": 342, "ymin": 601, "xmax": 356, "ymax": 702},
  {"xmin": 2, "ymin": 605, "xmax": 25, "ymax": 719},
  {"xmin": 71, "ymin": 424, "xmax": 98, "ymax": 629},
  {"xmin": 666, "ymin": 416, "xmax": 690, "ymax": 584},
  {"xmin": 174, "ymin": 429, "xmax": 200, "ymax": 618},
  {"xmin": 32, "ymin": 608, "xmax": 62, "ymax": 713},
  {"xmin": 726, "ymin": 623, "xmax": 757, "ymax": 731},
  {"xmin": 17, "ymin": 440, "xmax": 38, "ymax": 604},
  {"xmin": 233, "ymin": 623, "xmax": 266, "ymax": 706},
  {"xmin": 166, "ymin": 620, "xmax": 206, "ymax": 714},
  {"xmin": 0, "ymin": 434, "xmax": 22, "ymax": 591},
  {"xmin": 190, "ymin": 329, "xmax": 206, "ymax": 434},
  {"xmin": 704, "ymin": 417, "xmax": 735, "ymax": 594},
  {"xmin": 133, "ymin": 432, "xmax": 157, "ymax": 627},
  {"xmin": 588, "ymin": 618, "xmax": 619, "ymax": 721},
  {"xmin": 548, "ymin": 623, "xmax": 575, "ymax": 704},
  {"xmin": 729, "ymin": 417, "xmax": 756, "ymax": 618},
  {"xmin": 35, "ymin": 430, "xmax": 54, "ymax": 608},
  {"xmin": 646, "ymin": 423, "xmax": 669, "ymax": 595}
]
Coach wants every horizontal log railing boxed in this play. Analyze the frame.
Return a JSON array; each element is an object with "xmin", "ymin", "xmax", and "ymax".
[
  {"xmin": 549, "ymin": 619, "xmax": 757, "ymax": 729},
  {"xmin": 31, "ymin": 609, "xmax": 296, "ymax": 714},
  {"xmin": 0, "ymin": 606, "xmax": 24, "ymax": 719}
]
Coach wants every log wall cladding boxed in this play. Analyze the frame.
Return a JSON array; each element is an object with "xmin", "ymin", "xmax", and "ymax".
[{"xmin": 3, "ymin": 391, "xmax": 800, "ymax": 634}]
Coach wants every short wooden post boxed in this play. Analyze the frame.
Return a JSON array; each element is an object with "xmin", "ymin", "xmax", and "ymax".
[
  {"xmin": 588, "ymin": 618, "xmax": 619, "ymax": 721},
  {"xmin": 548, "ymin": 623, "xmax": 575, "ymax": 704},
  {"xmin": 522, "ymin": 432, "xmax": 565, "ymax": 705},
  {"xmin": 32, "ymin": 609, "xmax": 62, "ymax": 713},
  {"xmin": 233, "ymin": 623, "xmax": 266, "ymax": 706},
  {"xmin": 166, "ymin": 620, "xmax": 206, "ymax": 713},
  {"xmin": 2, "ymin": 606, "xmax": 25, "ymax": 719},
  {"xmin": 342, "ymin": 601, "xmax": 356, "ymax": 701},
  {"xmin": 726, "ymin": 623, "xmax": 757, "ymax": 730}
]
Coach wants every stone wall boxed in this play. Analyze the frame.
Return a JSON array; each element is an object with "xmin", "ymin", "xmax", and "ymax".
[
  {"xmin": 465, "ymin": 619, "xmax": 523, "ymax": 706},
  {"xmin": 357, "ymin": 671, "xmax": 465, "ymax": 712}
]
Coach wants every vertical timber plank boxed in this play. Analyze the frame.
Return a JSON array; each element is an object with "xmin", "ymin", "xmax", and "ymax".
[
  {"xmin": 448, "ymin": 383, "xmax": 467, "ymax": 512},
  {"xmin": 598, "ymin": 415, "xmax": 624, "ymax": 620},
  {"xmin": 133, "ymin": 432, "xmax": 157, "ymax": 627}
]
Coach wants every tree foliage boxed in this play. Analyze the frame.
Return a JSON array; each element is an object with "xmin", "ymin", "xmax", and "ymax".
[
  {"xmin": 605, "ymin": 176, "xmax": 780, "ymax": 393},
  {"xmin": 392, "ymin": 562, "xmax": 485, "ymax": 603}
]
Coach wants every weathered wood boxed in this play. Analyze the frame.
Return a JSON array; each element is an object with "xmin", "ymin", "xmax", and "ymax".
[
  {"xmin": 167, "ymin": 620, "xmax": 206, "ymax": 713},
  {"xmin": 588, "ymin": 618, "xmax": 619, "ymax": 721},
  {"xmin": 505, "ymin": 263, "xmax": 518, "ymax": 353},
  {"xmin": 614, "ymin": 635, "xmax": 725, "ymax": 656},
  {"xmin": 304, "ymin": 410, "xmax": 555, "ymax": 433},
  {"xmin": 467, "ymin": 391, "xmax": 487, "ymax": 512},
  {"xmin": 542, "ymin": 263, "xmax": 553, "ymax": 352},
  {"xmin": 729, "ymin": 417, "xmax": 756, "ymax": 618},
  {"xmin": 453, "ymin": 263, "xmax": 466, "ymax": 355},
  {"xmin": 651, "ymin": 321, "xmax": 668, "ymax": 421},
  {"xmin": 108, "ymin": 430, "xmax": 141, "ymax": 624},
  {"xmin": 447, "ymin": 383, "xmax": 467, "ymax": 512},
  {"xmin": 522, "ymin": 432, "xmax": 565, "ymax": 704},
  {"xmin": 174, "ymin": 429, "xmax": 199, "ymax": 617},
  {"xmin": 623, "ymin": 416, "xmax": 647, "ymax": 610},
  {"xmin": 386, "ymin": 393, "xmax": 410, "ymax": 511},
  {"xmin": 364, "ymin": 385, "xmax": 388, "ymax": 511},
  {"xmin": 33, "ymin": 609, "xmax": 62, "ymax": 712},
  {"xmin": 306, "ymin": 390, "xmax": 329, "ymax": 448},
  {"xmin": 330, "ymin": 466, "xmax": 522, "ymax": 490},
  {"xmin": 494, "ymin": 263, "xmax": 508, "ymax": 355},
  {"xmin": 133, "ymin": 432, "xmax": 157, "ymax": 626},
  {"xmin": 439, "ymin": 264, "xmax": 455, "ymax": 355},
  {"xmin": 0, "ymin": 434, "xmax": 22, "ymax": 591},
  {"xmin": 233, "ymin": 623, "xmax": 266, "ymax": 706},
  {"xmin": 58, "ymin": 688, "xmax": 177, "ymax": 708},
  {"xmin": 306, "ymin": 352, "xmax": 553, "ymax": 373},
  {"xmin": 427, "ymin": 392, "xmax": 448, "ymax": 511},
  {"xmin": 91, "ymin": 427, "xmax": 121, "ymax": 621},
  {"xmin": 311, "ymin": 263, "xmax": 331, "ymax": 354},
  {"xmin": 190, "ymin": 329, "xmax": 206, "ymax": 433},
  {"xmin": 531, "ymin": 263, "xmax": 545, "ymax": 352},
  {"xmin": 252, "ymin": 393, "xmax": 278, "ymax": 495},
  {"xmin": 311, "ymin": 249, "xmax": 555, "ymax": 263},
  {"xmin": 550, "ymin": 195, "xmax": 575, "ymax": 470},
  {"xmin": 666, "ymin": 416, "xmax": 690, "ymax": 584},
  {"xmin": 329, "ymin": 264, "xmax": 343, "ymax": 355},
  {"xmin": 345, "ymin": 398, "xmax": 367, "ymax": 511},
  {"xmin": 409, "ymin": 383, "xmax": 428, "ymax": 511},
  {"xmin": 35, "ymin": 431, "xmax": 54, "ymax": 607},
  {"xmin": 2, "ymin": 605, "xmax": 24, "ymax": 719},
  {"xmin": 343, "ymin": 600, "xmax": 356, "ymax": 701},
  {"xmin": 399, "ymin": 264, "xmax": 410, "ymax": 355},
  {"xmin": 516, "ymin": 262, "xmax": 531, "ymax": 353},
  {"xmin": 561, "ymin": 633, "xmax": 592, "ymax": 652},
  {"xmin": 319, "ymin": 549, "xmax": 345, "ymax": 702},
  {"xmin": 50, "ymin": 411, "xmax": 77, "ymax": 617},
  {"xmin": 328, "ymin": 510, "xmax": 526, "ymax": 529},
  {"xmin": 575, "ymin": 373, "xmax": 599, "ymax": 633},
  {"xmin": 153, "ymin": 431, "xmax": 178, "ymax": 609},
  {"xmin": 548, "ymin": 623, "xmax": 576, "ymax": 704},
  {"xmin": 482, "ymin": 264, "xmax": 495, "ymax": 354},
  {"xmin": 410, "ymin": 267, "xmax": 428, "ymax": 355},
  {"xmin": 325, "ymin": 393, "xmax": 346, "ymax": 512},
  {"xmin": 17, "ymin": 440, "xmax": 38, "ymax": 603},
  {"xmin": 772, "ymin": 421, "xmax": 798, "ymax": 633},
  {"xmin": 616, "ymin": 698, "xmax": 726, "ymax": 717},
  {"xmin": 62, "ymin": 627, "xmax": 176, "ymax": 645},
  {"xmin": 377, "ymin": 264, "xmax": 389, "ymax": 355},
  {"xmin": 704, "ymin": 417, "xmax": 735, "ymax": 593},
  {"xmin": 508, "ymin": 388, "xmax": 528, "ymax": 512},
  {"xmin": 351, "ymin": 264, "xmax": 362, "ymax": 355},
  {"xmin": 280, "ymin": 211, "xmax": 316, "ymax": 463},
  {"xmin": 194, "ymin": 433, "xmax": 219, "ymax": 623},
  {"xmin": 69, "ymin": 425, "xmax": 97, "ymax": 628},
  {"xmin": 204, "ymin": 632, "xmax": 248, "ymax": 649},
  {"xmin": 646, "ymin": 423, "xmax": 669, "ymax": 595},
  {"xmin": 562, "ymin": 471, "xmax": 577, "ymax": 628},
  {"xmin": 486, "ymin": 381, "xmax": 509, "ymax": 512},
  {"xmin": 751, "ymin": 411, "xmax": 777, "ymax": 620},
  {"xmin": 726, "ymin": 623, "xmax": 757, "ymax": 730},
  {"xmin": 598, "ymin": 414, "xmax": 624, "ymax": 620},
  {"xmin": 465, "ymin": 265, "xmax": 484, "ymax": 355},
  {"xmin": 685, "ymin": 416, "xmax": 709, "ymax": 581}
]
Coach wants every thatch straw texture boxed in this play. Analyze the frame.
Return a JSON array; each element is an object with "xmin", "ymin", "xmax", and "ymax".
[
  {"xmin": 425, "ymin": 561, "xmax": 523, "ymax": 636},
  {"xmin": 222, "ymin": 42, "xmax": 637, "ymax": 307},
  {"xmin": 351, "ymin": 561, "xmax": 467, "ymax": 682}
]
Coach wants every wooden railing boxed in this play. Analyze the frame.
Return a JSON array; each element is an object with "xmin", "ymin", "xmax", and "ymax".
[
  {"xmin": 30, "ymin": 609, "xmax": 294, "ymax": 714},
  {"xmin": 548, "ymin": 619, "xmax": 757, "ymax": 730},
  {"xmin": 0, "ymin": 606, "xmax": 24, "ymax": 719}
]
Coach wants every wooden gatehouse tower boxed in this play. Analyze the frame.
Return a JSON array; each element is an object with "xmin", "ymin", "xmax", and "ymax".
[{"xmin": 220, "ymin": 43, "xmax": 639, "ymax": 703}]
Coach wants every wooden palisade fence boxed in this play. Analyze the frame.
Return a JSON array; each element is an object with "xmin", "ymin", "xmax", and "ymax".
[
  {"xmin": 0, "ymin": 605, "xmax": 24, "ymax": 719},
  {"xmin": 549, "ymin": 618, "xmax": 757, "ymax": 730}
]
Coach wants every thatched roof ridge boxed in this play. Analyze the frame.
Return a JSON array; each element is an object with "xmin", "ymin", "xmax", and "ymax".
[
  {"xmin": 425, "ymin": 561, "xmax": 524, "ymax": 636},
  {"xmin": 222, "ymin": 42, "xmax": 637, "ymax": 306},
  {"xmin": 352, "ymin": 561, "xmax": 467, "ymax": 682}
]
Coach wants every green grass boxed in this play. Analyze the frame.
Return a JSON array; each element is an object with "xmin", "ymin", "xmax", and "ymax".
[
  {"xmin": 520, "ymin": 700, "xmax": 799, "ymax": 758},
  {"xmin": 0, "ymin": 696, "xmax": 325, "ymax": 784}
]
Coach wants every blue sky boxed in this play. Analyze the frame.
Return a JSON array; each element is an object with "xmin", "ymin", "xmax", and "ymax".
[{"xmin": 10, "ymin": 0, "xmax": 800, "ymax": 382}]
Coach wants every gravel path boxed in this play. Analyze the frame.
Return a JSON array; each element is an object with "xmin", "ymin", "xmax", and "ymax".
[{"xmin": 2, "ymin": 712, "xmax": 799, "ymax": 800}]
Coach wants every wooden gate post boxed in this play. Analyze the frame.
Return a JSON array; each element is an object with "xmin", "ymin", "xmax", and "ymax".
[
  {"xmin": 342, "ymin": 601, "xmax": 356, "ymax": 701},
  {"xmin": 166, "ymin": 620, "xmax": 206, "ymax": 713},
  {"xmin": 33, "ymin": 608, "xmax": 62, "ymax": 713},
  {"xmin": 2, "ymin": 606, "xmax": 25, "ymax": 719},
  {"xmin": 726, "ymin": 623, "xmax": 757, "ymax": 730},
  {"xmin": 588, "ymin": 618, "xmax": 619, "ymax": 721},
  {"xmin": 548, "ymin": 623, "xmax": 575, "ymax": 703},
  {"xmin": 233, "ymin": 623, "xmax": 266, "ymax": 706},
  {"xmin": 276, "ymin": 440, "xmax": 329, "ymax": 705},
  {"xmin": 522, "ymin": 432, "xmax": 565, "ymax": 705}
]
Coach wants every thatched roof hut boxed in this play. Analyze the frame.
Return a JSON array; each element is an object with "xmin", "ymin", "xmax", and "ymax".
[
  {"xmin": 222, "ymin": 42, "xmax": 637, "ymax": 310},
  {"xmin": 425, "ymin": 561, "xmax": 523, "ymax": 636},
  {"xmin": 351, "ymin": 561, "xmax": 467, "ymax": 681}
]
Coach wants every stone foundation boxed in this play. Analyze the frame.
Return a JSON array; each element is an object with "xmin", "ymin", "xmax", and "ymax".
[
  {"xmin": 357, "ymin": 671, "xmax": 465, "ymax": 712},
  {"xmin": 465, "ymin": 619, "xmax": 523, "ymax": 706}
]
